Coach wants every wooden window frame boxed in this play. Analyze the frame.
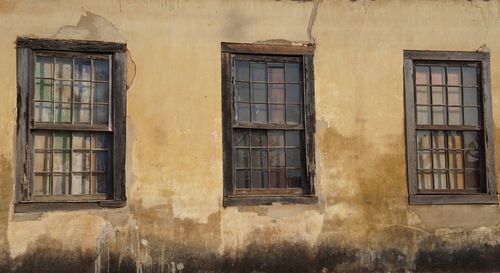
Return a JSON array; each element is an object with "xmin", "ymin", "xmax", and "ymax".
[
  {"xmin": 221, "ymin": 43, "xmax": 317, "ymax": 207},
  {"xmin": 404, "ymin": 50, "xmax": 497, "ymax": 205},
  {"xmin": 15, "ymin": 37, "xmax": 127, "ymax": 212}
]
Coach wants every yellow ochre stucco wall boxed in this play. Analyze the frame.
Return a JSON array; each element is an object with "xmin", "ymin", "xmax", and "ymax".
[{"xmin": 1, "ymin": 0, "xmax": 500, "ymax": 272}]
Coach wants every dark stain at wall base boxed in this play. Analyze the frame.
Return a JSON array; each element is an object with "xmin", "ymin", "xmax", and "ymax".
[{"xmin": 4, "ymin": 238, "xmax": 500, "ymax": 273}]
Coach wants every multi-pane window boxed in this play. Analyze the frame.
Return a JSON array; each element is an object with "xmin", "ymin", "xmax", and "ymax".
[
  {"xmin": 222, "ymin": 43, "xmax": 316, "ymax": 206},
  {"xmin": 33, "ymin": 55, "xmax": 112, "ymax": 196},
  {"xmin": 16, "ymin": 38, "xmax": 127, "ymax": 210},
  {"xmin": 404, "ymin": 50, "xmax": 496, "ymax": 204}
]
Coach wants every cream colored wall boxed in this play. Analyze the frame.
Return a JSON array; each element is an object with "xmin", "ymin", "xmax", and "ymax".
[{"xmin": 1, "ymin": 0, "xmax": 500, "ymax": 271}]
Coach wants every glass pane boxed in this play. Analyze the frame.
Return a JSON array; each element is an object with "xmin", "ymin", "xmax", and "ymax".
[
  {"xmin": 53, "ymin": 81, "xmax": 71, "ymax": 102},
  {"xmin": 268, "ymin": 131, "xmax": 284, "ymax": 147},
  {"xmin": 269, "ymin": 84, "xmax": 285, "ymax": 103},
  {"xmin": 287, "ymin": 169, "xmax": 303, "ymax": 188},
  {"xmin": 270, "ymin": 104, "xmax": 285, "ymax": 124},
  {"xmin": 449, "ymin": 171, "xmax": 465, "ymax": 190},
  {"xmin": 431, "ymin": 67, "xmax": 445, "ymax": 85},
  {"xmin": 286, "ymin": 148, "xmax": 302, "ymax": 168},
  {"xmin": 35, "ymin": 79, "xmax": 53, "ymax": 101},
  {"xmin": 93, "ymin": 82, "xmax": 109, "ymax": 103},
  {"xmin": 73, "ymin": 133, "xmax": 91, "ymax": 149},
  {"xmin": 251, "ymin": 149, "xmax": 267, "ymax": 168},
  {"xmin": 72, "ymin": 152, "xmax": 90, "ymax": 172},
  {"xmin": 93, "ymin": 59, "xmax": 109, "ymax": 81},
  {"xmin": 235, "ymin": 61, "xmax": 249, "ymax": 81},
  {"xmin": 53, "ymin": 175, "xmax": 70, "ymax": 195},
  {"xmin": 236, "ymin": 149, "xmax": 250, "ymax": 168},
  {"xmin": 93, "ymin": 105, "xmax": 109, "ymax": 125},
  {"xmin": 34, "ymin": 175, "xmax": 50, "ymax": 195},
  {"xmin": 92, "ymin": 133, "xmax": 111, "ymax": 148},
  {"xmin": 235, "ymin": 170, "xmax": 250, "ymax": 188},
  {"xmin": 462, "ymin": 67, "xmax": 477, "ymax": 86},
  {"xmin": 432, "ymin": 87, "xmax": 445, "ymax": 105},
  {"xmin": 74, "ymin": 59, "xmax": 91, "ymax": 81},
  {"xmin": 35, "ymin": 102, "xmax": 53, "ymax": 122},
  {"xmin": 36, "ymin": 57, "xmax": 53, "ymax": 78},
  {"xmin": 286, "ymin": 104, "xmax": 301, "ymax": 124},
  {"xmin": 466, "ymin": 171, "xmax": 480, "ymax": 189},
  {"xmin": 53, "ymin": 152, "xmax": 71, "ymax": 172},
  {"xmin": 285, "ymin": 131, "xmax": 301, "ymax": 147},
  {"xmin": 447, "ymin": 67, "xmax": 461, "ymax": 85},
  {"xmin": 74, "ymin": 81, "xmax": 91, "ymax": 103},
  {"xmin": 415, "ymin": 66, "xmax": 429, "ymax": 85},
  {"xmin": 55, "ymin": 58, "xmax": 72, "ymax": 79},
  {"xmin": 433, "ymin": 172, "xmax": 447, "ymax": 189},
  {"xmin": 251, "ymin": 170, "xmax": 268, "ymax": 188},
  {"xmin": 53, "ymin": 133, "xmax": 71, "ymax": 149},
  {"xmin": 417, "ymin": 151, "xmax": 432, "ymax": 169},
  {"xmin": 448, "ymin": 107, "xmax": 462, "ymax": 125},
  {"xmin": 54, "ymin": 103, "xmax": 71, "ymax": 123},
  {"xmin": 234, "ymin": 130, "xmax": 250, "ymax": 146},
  {"xmin": 235, "ymin": 103, "xmax": 250, "ymax": 122},
  {"xmin": 71, "ymin": 174, "xmax": 90, "ymax": 194},
  {"xmin": 286, "ymin": 84, "xmax": 301, "ymax": 104},
  {"xmin": 417, "ymin": 172, "xmax": 432, "ymax": 190},
  {"xmin": 286, "ymin": 63, "xmax": 301, "ymax": 83},
  {"xmin": 251, "ymin": 104, "xmax": 268, "ymax": 123},
  {"xmin": 432, "ymin": 131, "xmax": 446, "ymax": 149},
  {"xmin": 268, "ymin": 65, "xmax": 284, "ymax": 83},
  {"xmin": 447, "ymin": 87, "xmax": 461, "ymax": 105},
  {"xmin": 251, "ymin": 131, "xmax": 267, "ymax": 147},
  {"xmin": 432, "ymin": 106, "xmax": 446, "ymax": 125},
  {"xmin": 251, "ymin": 83, "xmax": 267, "ymax": 103},
  {"xmin": 464, "ymin": 107, "xmax": 479, "ymax": 126},
  {"xmin": 94, "ymin": 175, "xmax": 109, "ymax": 194},
  {"xmin": 464, "ymin": 132, "xmax": 479, "ymax": 150},
  {"xmin": 433, "ymin": 151, "xmax": 447, "ymax": 169},
  {"xmin": 269, "ymin": 169, "xmax": 286, "ymax": 188},
  {"xmin": 268, "ymin": 149, "xmax": 285, "ymax": 167},
  {"xmin": 92, "ymin": 151, "xmax": 108, "ymax": 172},
  {"xmin": 250, "ymin": 63, "xmax": 266, "ymax": 82},
  {"xmin": 235, "ymin": 82, "xmax": 250, "ymax": 102},
  {"xmin": 448, "ymin": 132, "xmax": 463, "ymax": 149},
  {"xmin": 465, "ymin": 151, "xmax": 480, "ymax": 169},
  {"xmin": 34, "ymin": 132, "xmax": 52, "ymax": 149},
  {"xmin": 416, "ymin": 131, "xmax": 431, "ymax": 150},
  {"xmin": 448, "ymin": 151, "xmax": 463, "ymax": 169},
  {"xmin": 34, "ymin": 152, "xmax": 51, "ymax": 172},
  {"xmin": 74, "ymin": 104, "xmax": 91, "ymax": 124},
  {"xmin": 463, "ymin": 87, "xmax": 478, "ymax": 106},
  {"xmin": 416, "ymin": 106, "xmax": 430, "ymax": 125},
  {"xmin": 416, "ymin": 86, "xmax": 430, "ymax": 105}
]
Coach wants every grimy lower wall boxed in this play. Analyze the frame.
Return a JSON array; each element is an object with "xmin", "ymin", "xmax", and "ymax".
[{"xmin": 1, "ymin": 0, "xmax": 500, "ymax": 272}]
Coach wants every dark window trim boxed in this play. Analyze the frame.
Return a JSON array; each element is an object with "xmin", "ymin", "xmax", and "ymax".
[
  {"xmin": 404, "ymin": 50, "xmax": 497, "ymax": 205},
  {"xmin": 15, "ymin": 38, "xmax": 127, "ymax": 212},
  {"xmin": 221, "ymin": 43, "xmax": 316, "ymax": 207}
]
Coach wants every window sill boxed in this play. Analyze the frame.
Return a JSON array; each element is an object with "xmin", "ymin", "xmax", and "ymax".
[
  {"xmin": 223, "ymin": 195, "xmax": 317, "ymax": 207},
  {"xmin": 14, "ymin": 200, "xmax": 126, "ymax": 213},
  {"xmin": 409, "ymin": 194, "xmax": 498, "ymax": 205}
]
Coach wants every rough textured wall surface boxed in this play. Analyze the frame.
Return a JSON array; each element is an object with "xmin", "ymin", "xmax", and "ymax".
[{"xmin": 1, "ymin": 0, "xmax": 500, "ymax": 272}]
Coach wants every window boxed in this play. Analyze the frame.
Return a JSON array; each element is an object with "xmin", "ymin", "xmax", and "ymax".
[
  {"xmin": 404, "ymin": 50, "xmax": 496, "ymax": 204},
  {"xmin": 15, "ymin": 38, "xmax": 127, "ymax": 212},
  {"xmin": 221, "ymin": 43, "xmax": 316, "ymax": 206}
]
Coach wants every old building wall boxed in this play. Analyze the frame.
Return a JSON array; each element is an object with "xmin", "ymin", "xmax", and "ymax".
[{"xmin": 1, "ymin": 0, "xmax": 500, "ymax": 272}]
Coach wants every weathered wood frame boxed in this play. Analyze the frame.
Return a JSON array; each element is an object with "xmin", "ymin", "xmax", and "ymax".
[
  {"xmin": 404, "ymin": 50, "xmax": 497, "ymax": 204},
  {"xmin": 15, "ymin": 37, "xmax": 127, "ymax": 212},
  {"xmin": 221, "ymin": 42, "xmax": 317, "ymax": 206}
]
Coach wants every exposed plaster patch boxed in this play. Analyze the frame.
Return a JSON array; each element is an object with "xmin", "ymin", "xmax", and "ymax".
[
  {"xmin": 53, "ymin": 10, "xmax": 126, "ymax": 43},
  {"xmin": 126, "ymin": 50, "xmax": 136, "ymax": 91}
]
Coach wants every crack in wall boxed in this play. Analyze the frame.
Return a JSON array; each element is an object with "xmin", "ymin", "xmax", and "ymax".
[{"xmin": 307, "ymin": 0, "xmax": 322, "ymax": 44}]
